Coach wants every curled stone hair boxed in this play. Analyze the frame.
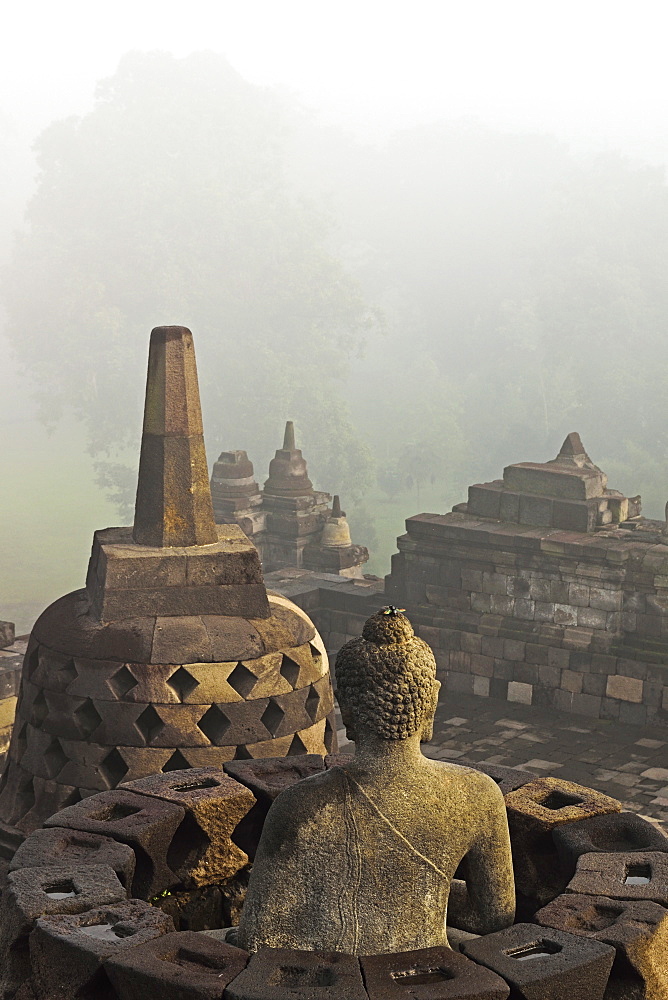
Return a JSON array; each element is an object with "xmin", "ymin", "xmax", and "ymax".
[{"xmin": 335, "ymin": 608, "xmax": 437, "ymax": 740}]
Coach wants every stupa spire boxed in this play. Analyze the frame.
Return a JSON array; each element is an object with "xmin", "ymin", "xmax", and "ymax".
[
  {"xmin": 263, "ymin": 419, "xmax": 314, "ymax": 497},
  {"xmin": 283, "ymin": 420, "xmax": 296, "ymax": 451},
  {"xmin": 133, "ymin": 326, "xmax": 218, "ymax": 547}
]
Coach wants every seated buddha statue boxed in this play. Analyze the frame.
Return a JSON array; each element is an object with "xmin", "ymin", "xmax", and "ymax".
[{"xmin": 237, "ymin": 607, "xmax": 515, "ymax": 955}]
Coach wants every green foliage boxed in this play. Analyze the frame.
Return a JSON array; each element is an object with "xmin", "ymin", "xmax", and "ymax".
[
  {"xmin": 4, "ymin": 51, "xmax": 377, "ymax": 510},
  {"xmin": 6, "ymin": 59, "xmax": 668, "ymax": 580}
]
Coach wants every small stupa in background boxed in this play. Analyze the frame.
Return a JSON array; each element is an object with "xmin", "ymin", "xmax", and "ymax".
[
  {"xmin": 211, "ymin": 422, "xmax": 370, "ymax": 577},
  {"xmin": 303, "ymin": 496, "xmax": 369, "ymax": 578},
  {"xmin": 0, "ymin": 327, "xmax": 335, "ymax": 858}
]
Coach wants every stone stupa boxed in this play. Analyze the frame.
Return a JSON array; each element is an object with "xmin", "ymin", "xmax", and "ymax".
[{"xmin": 0, "ymin": 326, "xmax": 336, "ymax": 858}]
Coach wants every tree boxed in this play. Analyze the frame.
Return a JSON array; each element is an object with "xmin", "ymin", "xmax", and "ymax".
[{"xmin": 4, "ymin": 51, "xmax": 377, "ymax": 510}]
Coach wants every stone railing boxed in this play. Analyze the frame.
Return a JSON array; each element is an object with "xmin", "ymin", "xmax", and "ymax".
[{"xmin": 1, "ymin": 755, "xmax": 667, "ymax": 999}]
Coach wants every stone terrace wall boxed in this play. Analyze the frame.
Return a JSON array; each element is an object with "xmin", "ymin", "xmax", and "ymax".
[{"xmin": 384, "ymin": 513, "xmax": 668, "ymax": 726}]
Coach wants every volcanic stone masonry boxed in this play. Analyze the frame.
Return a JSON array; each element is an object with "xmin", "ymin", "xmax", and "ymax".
[
  {"xmin": 251, "ymin": 433, "xmax": 668, "ymax": 730},
  {"xmin": 383, "ymin": 433, "xmax": 668, "ymax": 725},
  {"xmin": 210, "ymin": 421, "xmax": 369, "ymax": 577},
  {"xmin": 0, "ymin": 327, "xmax": 336, "ymax": 859},
  {"xmin": 2, "ymin": 430, "xmax": 667, "ymax": 801}
]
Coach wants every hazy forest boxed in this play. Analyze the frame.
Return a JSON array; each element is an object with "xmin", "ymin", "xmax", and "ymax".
[{"xmin": 4, "ymin": 50, "xmax": 668, "ymax": 628}]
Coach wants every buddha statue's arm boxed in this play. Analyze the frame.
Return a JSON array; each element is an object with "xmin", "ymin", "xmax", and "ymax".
[{"xmin": 446, "ymin": 778, "xmax": 515, "ymax": 934}]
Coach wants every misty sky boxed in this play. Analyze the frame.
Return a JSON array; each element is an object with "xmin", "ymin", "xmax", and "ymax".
[{"xmin": 3, "ymin": 1, "xmax": 668, "ymax": 155}]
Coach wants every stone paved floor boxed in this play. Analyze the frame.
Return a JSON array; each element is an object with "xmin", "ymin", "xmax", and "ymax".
[{"xmin": 335, "ymin": 693, "xmax": 668, "ymax": 833}]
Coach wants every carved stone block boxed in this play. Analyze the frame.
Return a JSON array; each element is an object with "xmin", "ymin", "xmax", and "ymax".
[
  {"xmin": 121, "ymin": 768, "xmax": 255, "ymax": 886},
  {"xmin": 225, "ymin": 947, "xmax": 367, "ymax": 1000},
  {"xmin": 463, "ymin": 923, "xmax": 616, "ymax": 1000},
  {"xmin": 44, "ymin": 788, "xmax": 186, "ymax": 899},
  {"xmin": 30, "ymin": 898, "xmax": 174, "ymax": 999},
  {"xmin": 105, "ymin": 930, "xmax": 249, "ymax": 1000}
]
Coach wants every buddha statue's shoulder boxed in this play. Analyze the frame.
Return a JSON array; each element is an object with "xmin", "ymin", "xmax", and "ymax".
[
  {"xmin": 423, "ymin": 758, "xmax": 506, "ymax": 804},
  {"xmin": 258, "ymin": 767, "xmax": 348, "ymax": 836}
]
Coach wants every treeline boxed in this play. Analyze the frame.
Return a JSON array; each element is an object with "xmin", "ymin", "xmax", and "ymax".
[{"xmin": 4, "ymin": 51, "xmax": 668, "ymax": 570}]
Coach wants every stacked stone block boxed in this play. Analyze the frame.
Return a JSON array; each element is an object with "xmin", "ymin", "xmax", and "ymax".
[
  {"xmin": 0, "ymin": 328, "xmax": 336, "ymax": 859},
  {"xmin": 381, "ymin": 434, "xmax": 668, "ymax": 725},
  {"xmin": 211, "ymin": 423, "xmax": 369, "ymax": 578},
  {"xmin": 3, "ymin": 755, "xmax": 667, "ymax": 999},
  {"xmin": 384, "ymin": 510, "xmax": 668, "ymax": 723}
]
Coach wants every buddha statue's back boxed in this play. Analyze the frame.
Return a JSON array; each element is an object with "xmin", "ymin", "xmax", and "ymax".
[{"xmin": 237, "ymin": 608, "xmax": 516, "ymax": 955}]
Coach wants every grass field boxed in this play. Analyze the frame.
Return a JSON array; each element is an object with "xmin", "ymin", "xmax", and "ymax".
[{"xmin": 1, "ymin": 406, "xmax": 118, "ymax": 633}]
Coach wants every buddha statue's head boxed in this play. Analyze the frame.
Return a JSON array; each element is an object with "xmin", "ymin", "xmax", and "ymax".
[{"xmin": 335, "ymin": 607, "xmax": 440, "ymax": 744}]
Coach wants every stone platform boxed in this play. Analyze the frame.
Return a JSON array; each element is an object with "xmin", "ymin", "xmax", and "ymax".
[{"xmin": 334, "ymin": 692, "xmax": 668, "ymax": 832}]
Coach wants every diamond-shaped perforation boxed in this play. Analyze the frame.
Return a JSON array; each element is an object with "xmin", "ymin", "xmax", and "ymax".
[
  {"xmin": 309, "ymin": 643, "xmax": 324, "ymax": 670},
  {"xmin": 25, "ymin": 646, "xmax": 40, "ymax": 680},
  {"xmin": 233, "ymin": 745, "xmax": 253, "ymax": 760},
  {"xmin": 74, "ymin": 698, "xmax": 102, "ymax": 737},
  {"xmin": 108, "ymin": 665, "xmax": 138, "ymax": 699},
  {"xmin": 305, "ymin": 685, "xmax": 321, "ymax": 723},
  {"xmin": 287, "ymin": 733, "xmax": 308, "ymax": 756},
  {"xmin": 279, "ymin": 655, "xmax": 301, "ymax": 689},
  {"xmin": 31, "ymin": 690, "xmax": 48, "ymax": 727},
  {"xmin": 198, "ymin": 705, "xmax": 231, "ymax": 744},
  {"xmin": 43, "ymin": 738, "xmax": 68, "ymax": 778},
  {"xmin": 261, "ymin": 699, "xmax": 285, "ymax": 737},
  {"xmin": 324, "ymin": 717, "xmax": 336, "ymax": 753},
  {"xmin": 15, "ymin": 775, "xmax": 36, "ymax": 820},
  {"xmin": 135, "ymin": 705, "xmax": 165, "ymax": 745},
  {"xmin": 59, "ymin": 658, "xmax": 78, "ymax": 685},
  {"xmin": 15, "ymin": 722, "xmax": 28, "ymax": 758},
  {"xmin": 100, "ymin": 748, "xmax": 129, "ymax": 788},
  {"xmin": 167, "ymin": 667, "xmax": 198, "ymax": 702},
  {"xmin": 227, "ymin": 662, "xmax": 258, "ymax": 699},
  {"xmin": 162, "ymin": 749, "xmax": 191, "ymax": 772}
]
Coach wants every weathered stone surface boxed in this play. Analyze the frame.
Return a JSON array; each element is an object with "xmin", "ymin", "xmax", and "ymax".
[
  {"xmin": 360, "ymin": 946, "xmax": 510, "ymax": 999},
  {"xmin": 0, "ymin": 863, "xmax": 125, "ymax": 998},
  {"xmin": 29, "ymin": 898, "xmax": 174, "ymax": 1000},
  {"xmin": 535, "ymin": 893, "xmax": 668, "ymax": 1000},
  {"xmin": 553, "ymin": 811, "xmax": 668, "ymax": 881},
  {"xmin": 566, "ymin": 852, "xmax": 668, "ymax": 905},
  {"xmin": 504, "ymin": 434, "xmax": 607, "ymax": 502},
  {"xmin": 504, "ymin": 777, "xmax": 621, "ymax": 916},
  {"xmin": 121, "ymin": 768, "xmax": 256, "ymax": 886},
  {"xmin": 455, "ymin": 759, "xmax": 536, "ymax": 797},
  {"xmin": 87, "ymin": 526, "xmax": 271, "ymax": 621},
  {"xmin": 151, "ymin": 885, "xmax": 224, "ymax": 932},
  {"xmin": 105, "ymin": 930, "xmax": 249, "ymax": 999},
  {"xmin": 505, "ymin": 777, "xmax": 622, "ymax": 833},
  {"xmin": 606, "ymin": 674, "xmax": 644, "ymax": 703},
  {"xmin": 0, "ymin": 622, "xmax": 15, "ymax": 649},
  {"xmin": 226, "ymin": 947, "xmax": 367, "ymax": 1000},
  {"xmin": 9, "ymin": 827, "xmax": 136, "ymax": 891},
  {"xmin": 0, "ymin": 328, "xmax": 335, "ymax": 853},
  {"xmin": 224, "ymin": 755, "xmax": 326, "ymax": 859},
  {"xmin": 132, "ymin": 326, "xmax": 218, "ymax": 548},
  {"xmin": 462, "ymin": 922, "xmax": 616, "ymax": 1000},
  {"xmin": 44, "ymin": 788, "xmax": 185, "ymax": 899},
  {"xmin": 238, "ymin": 609, "xmax": 515, "ymax": 954}
]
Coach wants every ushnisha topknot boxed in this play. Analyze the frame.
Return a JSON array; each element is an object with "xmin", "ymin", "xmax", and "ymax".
[
  {"xmin": 362, "ymin": 605, "xmax": 413, "ymax": 644},
  {"xmin": 335, "ymin": 607, "xmax": 437, "ymax": 740}
]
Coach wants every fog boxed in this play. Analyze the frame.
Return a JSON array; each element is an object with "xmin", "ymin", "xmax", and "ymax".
[{"xmin": 2, "ymin": 1, "xmax": 668, "ymax": 631}]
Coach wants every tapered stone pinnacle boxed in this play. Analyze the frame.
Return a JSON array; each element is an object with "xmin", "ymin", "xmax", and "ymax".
[
  {"xmin": 283, "ymin": 420, "xmax": 296, "ymax": 451},
  {"xmin": 331, "ymin": 495, "xmax": 343, "ymax": 518},
  {"xmin": 557, "ymin": 432, "xmax": 587, "ymax": 460},
  {"xmin": 263, "ymin": 419, "xmax": 313, "ymax": 497},
  {"xmin": 133, "ymin": 326, "xmax": 218, "ymax": 547}
]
